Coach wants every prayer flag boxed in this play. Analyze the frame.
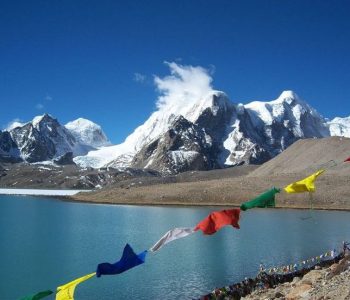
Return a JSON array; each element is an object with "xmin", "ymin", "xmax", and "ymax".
[
  {"xmin": 240, "ymin": 187, "xmax": 280, "ymax": 211},
  {"xmin": 149, "ymin": 227, "xmax": 196, "ymax": 252},
  {"xmin": 56, "ymin": 272, "xmax": 95, "ymax": 300},
  {"xmin": 20, "ymin": 290, "xmax": 53, "ymax": 300},
  {"xmin": 194, "ymin": 209, "xmax": 240, "ymax": 235},
  {"xmin": 96, "ymin": 244, "xmax": 147, "ymax": 277},
  {"xmin": 344, "ymin": 157, "xmax": 350, "ymax": 162},
  {"xmin": 284, "ymin": 170, "xmax": 325, "ymax": 193}
]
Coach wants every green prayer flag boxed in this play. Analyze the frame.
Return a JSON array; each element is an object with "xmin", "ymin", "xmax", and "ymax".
[
  {"xmin": 240, "ymin": 187, "xmax": 281, "ymax": 211},
  {"xmin": 20, "ymin": 290, "xmax": 53, "ymax": 300}
]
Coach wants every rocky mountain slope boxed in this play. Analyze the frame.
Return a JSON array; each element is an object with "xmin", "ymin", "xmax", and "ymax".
[
  {"xmin": 248, "ymin": 136, "xmax": 350, "ymax": 176},
  {"xmin": 0, "ymin": 114, "xmax": 109, "ymax": 163},
  {"xmin": 75, "ymin": 90, "xmax": 349, "ymax": 174}
]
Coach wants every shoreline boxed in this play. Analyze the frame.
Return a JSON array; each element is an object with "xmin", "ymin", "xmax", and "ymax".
[
  {"xmin": 63, "ymin": 196, "xmax": 350, "ymax": 212},
  {"xmin": 2, "ymin": 187, "xmax": 350, "ymax": 212},
  {"xmin": 201, "ymin": 252, "xmax": 350, "ymax": 300}
]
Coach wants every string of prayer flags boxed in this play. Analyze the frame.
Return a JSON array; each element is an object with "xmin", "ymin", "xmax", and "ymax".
[
  {"xmin": 56, "ymin": 272, "xmax": 95, "ymax": 300},
  {"xmin": 284, "ymin": 169, "xmax": 325, "ymax": 193},
  {"xmin": 240, "ymin": 187, "xmax": 280, "ymax": 211},
  {"xmin": 149, "ymin": 227, "xmax": 196, "ymax": 252},
  {"xmin": 265, "ymin": 249, "xmax": 335, "ymax": 274},
  {"xmin": 20, "ymin": 290, "xmax": 53, "ymax": 300},
  {"xmin": 96, "ymin": 244, "xmax": 147, "ymax": 277},
  {"xmin": 194, "ymin": 209, "xmax": 240, "ymax": 235}
]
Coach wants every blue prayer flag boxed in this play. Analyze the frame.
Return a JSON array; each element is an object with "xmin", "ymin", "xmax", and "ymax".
[{"xmin": 96, "ymin": 244, "xmax": 147, "ymax": 277}]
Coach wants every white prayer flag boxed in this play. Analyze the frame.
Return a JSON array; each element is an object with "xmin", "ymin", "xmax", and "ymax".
[{"xmin": 149, "ymin": 227, "xmax": 196, "ymax": 252}]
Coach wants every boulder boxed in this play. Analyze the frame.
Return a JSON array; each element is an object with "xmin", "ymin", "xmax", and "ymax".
[{"xmin": 285, "ymin": 283, "xmax": 312, "ymax": 300}]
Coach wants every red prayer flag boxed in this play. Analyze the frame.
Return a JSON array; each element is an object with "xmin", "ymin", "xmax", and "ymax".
[
  {"xmin": 344, "ymin": 157, "xmax": 350, "ymax": 162},
  {"xmin": 194, "ymin": 209, "xmax": 240, "ymax": 235}
]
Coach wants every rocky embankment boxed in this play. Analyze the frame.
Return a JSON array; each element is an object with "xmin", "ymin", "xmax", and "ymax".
[
  {"xmin": 244, "ymin": 254, "xmax": 350, "ymax": 300},
  {"xmin": 202, "ymin": 253, "xmax": 350, "ymax": 300}
]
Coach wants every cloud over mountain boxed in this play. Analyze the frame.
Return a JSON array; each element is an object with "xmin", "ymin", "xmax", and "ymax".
[{"xmin": 154, "ymin": 62, "xmax": 214, "ymax": 110}]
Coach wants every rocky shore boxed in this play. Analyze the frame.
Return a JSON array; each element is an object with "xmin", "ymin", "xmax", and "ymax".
[
  {"xmin": 245, "ymin": 255, "xmax": 350, "ymax": 300},
  {"xmin": 202, "ymin": 252, "xmax": 350, "ymax": 300}
]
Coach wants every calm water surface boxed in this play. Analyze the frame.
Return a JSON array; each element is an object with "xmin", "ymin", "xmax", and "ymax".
[{"xmin": 1, "ymin": 195, "xmax": 350, "ymax": 300}]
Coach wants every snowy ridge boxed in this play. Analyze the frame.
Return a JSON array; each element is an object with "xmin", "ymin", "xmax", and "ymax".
[
  {"xmin": 219, "ymin": 90, "xmax": 330, "ymax": 166},
  {"xmin": 328, "ymin": 116, "xmax": 350, "ymax": 138},
  {"xmin": 65, "ymin": 118, "xmax": 111, "ymax": 148},
  {"xmin": 1, "ymin": 86, "xmax": 349, "ymax": 172},
  {"xmin": 5, "ymin": 121, "xmax": 26, "ymax": 131},
  {"xmin": 1, "ymin": 114, "xmax": 111, "ymax": 163},
  {"xmin": 244, "ymin": 91, "xmax": 329, "ymax": 137},
  {"xmin": 73, "ymin": 89, "xmax": 349, "ymax": 172},
  {"xmin": 74, "ymin": 90, "xmax": 230, "ymax": 168}
]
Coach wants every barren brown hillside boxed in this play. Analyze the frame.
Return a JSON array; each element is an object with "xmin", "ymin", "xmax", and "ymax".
[
  {"xmin": 249, "ymin": 136, "xmax": 350, "ymax": 176},
  {"xmin": 72, "ymin": 137, "xmax": 350, "ymax": 210}
]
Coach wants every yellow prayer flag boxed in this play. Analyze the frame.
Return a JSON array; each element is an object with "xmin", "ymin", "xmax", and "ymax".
[
  {"xmin": 284, "ymin": 170, "xmax": 325, "ymax": 193},
  {"xmin": 56, "ymin": 272, "xmax": 95, "ymax": 300}
]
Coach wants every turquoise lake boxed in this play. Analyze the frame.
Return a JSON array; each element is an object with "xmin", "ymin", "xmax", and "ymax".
[{"xmin": 1, "ymin": 195, "xmax": 350, "ymax": 300}]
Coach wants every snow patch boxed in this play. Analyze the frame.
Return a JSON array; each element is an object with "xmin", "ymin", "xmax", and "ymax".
[
  {"xmin": 0, "ymin": 188, "xmax": 91, "ymax": 196},
  {"xmin": 328, "ymin": 116, "xmax": 350, "ymax": 138},
  {"xmin": 65, "ymin": 118, "xmax": 111, "ymax": 148},
  {"xmin": 170, "ymin": 150, "xmax": 199, "ymax": 165}
]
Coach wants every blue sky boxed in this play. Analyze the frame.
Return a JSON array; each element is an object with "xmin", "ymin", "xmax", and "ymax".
[{"xmin": 1, "ymin": 0, "xmax": 350, "ymax": 143}]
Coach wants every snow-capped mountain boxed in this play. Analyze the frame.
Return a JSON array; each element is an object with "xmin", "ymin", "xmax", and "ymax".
[
  {"xmin": 0, "ymin": 114, "xmax": 110, "ymax": 163},
  {"xmin": 9, "ymin": 114, "xmax": 76, "ymax": 162},
  {"xmin": 222, "ymin": 90, "xmax": 330, "ymax": 166},
  {"xmin": 328, "ymin": 116, "xmax": 350, "ymax": 138},
  {"xmin": 130, "ymin": 115, "xmax": 217, "ymax": 173},
  {"xmin": 65, "ymin": 118, "xmax": 111, "ymax": 148},
  {"xmin": 74, "ymin": 90, "xmax": 234, "ymax": 168},
  {"xmin": 2, "ymin": 91, "xmax": 349, "ymax": 172},
  {"xmin": 74, "ymin": 90, "xmax": 349, "ymax": 174}
]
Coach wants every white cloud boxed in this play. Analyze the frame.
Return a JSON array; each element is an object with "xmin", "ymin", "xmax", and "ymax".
[
  {"xmin": 36, "ymin": 103, "xmax": 44, "ymax": 110},
  {"xmin": 154, "ymin": 62, "xmax": 214, "ymax": 110},
  {"xmin": 4, "ymin": 118, "xmax": 25, "ymax": 131},
  {"xmin": 45, "ymin": 95, "xmax": 53, "ymax": 101},
  {"xmin": 134, "ymin": 72, "xmax": 146, "ymax": 83}
]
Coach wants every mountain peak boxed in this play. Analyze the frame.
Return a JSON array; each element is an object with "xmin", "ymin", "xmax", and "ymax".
[
  {"xmin": 65, "ymin": 118, "xmax": 110, "ymax": 148},
  {"xmin": 32, "ymin": 113, "xmax": 55, "ymax": 127},
  {"xmin": 278, "ymin": 90, "xmax": 299, "ymax": 100},
  {"xmin": 68, "ymin": 118, "xmax": 96, "ymax": 126}
]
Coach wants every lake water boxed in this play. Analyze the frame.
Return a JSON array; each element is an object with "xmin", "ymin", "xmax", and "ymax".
[{"xmin": 1, "ymin": 195, "xmax": 350, "ymax": 300}]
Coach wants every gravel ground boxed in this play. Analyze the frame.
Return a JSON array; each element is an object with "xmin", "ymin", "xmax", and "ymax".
[{"xmin": 71, "ymin": 173, "xmax": 350, "ymax": 210}]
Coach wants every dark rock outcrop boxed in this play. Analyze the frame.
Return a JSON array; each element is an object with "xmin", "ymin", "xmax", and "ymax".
[
  {"xmin": 131, "ymin": 116, "xmax": 216, "ymax": 174},
  {"xmin": 54, "ymin": 152, "xmax": 75, "ymax": 165},
  {"xmin": 0, "ymin": 131, "xmax": 22, "ymax": 163}
]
